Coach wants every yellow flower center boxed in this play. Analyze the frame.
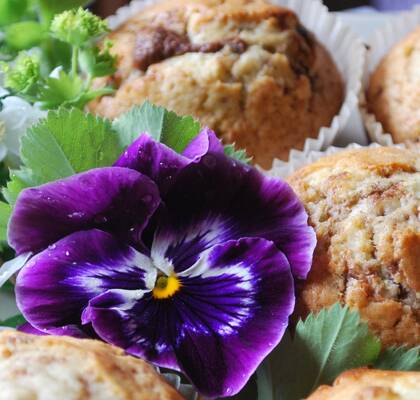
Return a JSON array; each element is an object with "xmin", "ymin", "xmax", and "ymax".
[{"xmin": 152, "ymin": 274, "xmax": 181, "ymax": 299}]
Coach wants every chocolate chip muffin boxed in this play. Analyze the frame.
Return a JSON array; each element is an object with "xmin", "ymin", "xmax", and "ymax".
[
  {"xmin": 307, "ymin": 369, "xmax": 420, "ymax": 400},
  {"xmin": 89, "ymin": 0, "xmax": 344, "ymax": 168},
  {"xmin": 288, "ymin": 147, "xmax": 420, "ymax": 347},
  {"xmin": 367, "ymin": 27, "xmax": 420, "ymax": 145},
  {"xmin": 0, "ymin": 331, "xmax": 183, "ymax": 400}
]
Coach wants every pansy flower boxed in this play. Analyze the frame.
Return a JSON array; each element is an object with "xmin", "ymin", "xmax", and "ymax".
[{"xmin": 8, "ymin": 128, "xmax": 316, "ymax": 398}]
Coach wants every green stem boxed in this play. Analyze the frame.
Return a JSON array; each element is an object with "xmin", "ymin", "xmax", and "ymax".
[
  {"xmin": 71, "ymin": 46, "xmax": 79, "ymax": 78},
  {"xmin": 85, "ymin": 75, "xmax": 93, "ymax": 91}
]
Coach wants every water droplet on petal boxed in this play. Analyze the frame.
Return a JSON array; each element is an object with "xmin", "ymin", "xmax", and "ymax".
[
  {"xmin": 67, "ymin": 211, "xmax": 85, "ymax": 219},
  {"xmin": 94, "ymin": 215, "xmax": 108, "ymax": 224}
]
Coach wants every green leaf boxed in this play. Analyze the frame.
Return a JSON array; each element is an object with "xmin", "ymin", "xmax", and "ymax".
[
  {"xmin": 374, "ymin": 346, "xmax": 420, "ymax": 371},
  {"xmin": 3, "ymin": 168, "xmax": 43, "ymax": 205},
  {"xmin": 112, "ymin": 102, "xmax": 201, "ymax": 153},
  {"xmin": 79, "ymin": 45, "xmax": 117, "ymax": 78},
  {"xmin": 4, "ymin": 108, "xmax": 123, "ymax": 203},
  {"xmin": 40, "ymin": 38, "xmax": 72, "ymax": 71},
  {"xmin": 0, "ymin": 280, "xmax": 14, "ymax": 293},
  {"xmin": 0, "ymin": 0, "xmax": 29, "ymax": 26},
  {"xmin": 0, "ymin": 314, "xmax": 26, "ymax": 328},
  {"xmin": 224, "ymin": 143, "xmax": 252, "ymax": 164},
  {"xmin": 38, "ymin": 70, "xmax": 84, "ymax": 109},
  {"xmin": 256, "ymin": 360, "xmax": 274, "ymax": 400},
  {"xmin": 4, "ymin": 21, "xmax": 46, "ymax": 50},
  {"xmin": 0, "ymin": 201, "xmax": 11, "ymax": 242},
  {"xmin": 259, "ymin": 304, "xmax": 381, "ymax": 400}
]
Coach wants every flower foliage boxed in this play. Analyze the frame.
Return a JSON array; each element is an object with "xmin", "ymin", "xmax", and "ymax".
[
  {"xmin": 50, "ymin": 7, "xmax": 109, "ymax": 47},
  {"xmin": 2, "ymin": 53, "xmax": 41, "ymax": 94},
  {"xmin": 4, "ymin": 107, "xmax": 316, "ymax": 397},
  {"xmin": 1, "ymin": 8, "xmax": 115, "ymax": 110}
]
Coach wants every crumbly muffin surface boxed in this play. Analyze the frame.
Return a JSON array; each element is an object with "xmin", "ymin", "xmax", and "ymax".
[
  {"xmin": 367, "ymin": 27, "xmax": 420, "ymax": 144},
  {"xmin": 288, "ymin": 147, "xmax": 420, "ymax": 347},
  {"xmin": 90, "ymin": 0, "xmax": 343, "ymax": 168},
  {"xmin": 307, "ymin": 369, "xmax": 420, "ymax": 400},
  {"xmin": 0, "ymin": 331, "xmax": 183, "ymax": 400}
]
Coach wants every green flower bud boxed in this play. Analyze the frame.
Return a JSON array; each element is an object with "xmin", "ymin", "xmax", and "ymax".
[
  {"xmin": 2, "ymin": 53, "xmax": 41, "ymax": 93},
  {"xmin": 50, "ymin": 7, "xmax": 110, "ymax": 47}
]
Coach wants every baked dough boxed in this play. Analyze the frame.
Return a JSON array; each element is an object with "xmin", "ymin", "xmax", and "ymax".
[
  {"xmin": 288, "ymin": 147, "xmax": 420, "ymax": 346},
  {"xmin": 367, "ymin": 27, "xmax": 420, "ymax": 145},
  {"xmin": 307, "ymin": 368, "xmax": 420, "ymax": 400},
  {"xmin": 89, "ymin": 0, "xmax": 343, "ymax": 168},
  {"xmin": 0, "ymin": 331, "xmax": 184, "ymax": 400}
]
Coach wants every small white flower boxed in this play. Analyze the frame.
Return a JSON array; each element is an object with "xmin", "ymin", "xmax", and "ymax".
[{"xmin": 0, "ymin": 87, "xmax": 46, "ymax": 166}]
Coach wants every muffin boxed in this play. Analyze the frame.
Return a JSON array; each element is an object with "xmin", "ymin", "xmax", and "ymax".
[
  {"xmin": 288, "ymin": 147, "xmax": 420, "ymax": 347},
  {"xmin": 0, "ymin": 331, "xmax": 183, "ymax": 400},
  {"xmin": 366, "ymin": 27, "xmax": 420, "ymax": 145},
  {"xmin": 307, "ymin": 369, "xmax": 420, "ymax": 400},
  {"xmin": 89, "ymin": 0, "xmax": 344, "ymax": 168}
]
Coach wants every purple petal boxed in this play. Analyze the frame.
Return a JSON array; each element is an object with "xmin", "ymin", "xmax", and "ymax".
[
  {"xmin": 84, "ymin": 238, "xmax": 295, "ymax": 398},
  {"xmin": 153, "ymin": 154, "xmax": 316, "ymax": 279},
  {"xmin": 85, "ymin": 289, "xmax": 180, "ymax": 371},
  {"xmin": 182, "ymin": 127, "xmax": 223, "ymax": 159},
  {"xmin": 15, "ymin": 229, "xmax": 156, "ymax": 333},
  {"xmin": 114, "ymin": 128, "xmax": 223, "ymax": 194},
  {"xmin": 18, "ymin": 322, "xmax": 88, "ymax": 338},
  {"xmin": 9, "ymin": 167, "xmax": 160, "ymax": 255}
]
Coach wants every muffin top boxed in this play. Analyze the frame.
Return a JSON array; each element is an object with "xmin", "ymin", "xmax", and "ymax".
[
  {"xmin": 367, "ymin": 27, "xmax": 420, "ymax": 144},
  {"xmin": 90, "ymin": 0, "xmax": 343, "ymax": 168},
  {"xmin": 307, "ymin": 368, "xmax": 420, "ymax": 400},
  {"xmin": 0, "ymin": 331, "xmax": 183, "ymax": 400},
  {"xmin": 288, "ymin": 147, "xmax": 420, "ymax": 347}
]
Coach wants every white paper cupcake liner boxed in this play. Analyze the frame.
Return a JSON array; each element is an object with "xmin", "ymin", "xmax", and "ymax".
[
  {"xmin": 108, "ymin": 0, "xmax": 365, "ymax": 165},
  {"xmin": 361, "ymin": 5, "xmax": 420, "ymax": 146},
  {"xmin": 268, "ymin": 142, "xmax": 404, "ymax": 179}
]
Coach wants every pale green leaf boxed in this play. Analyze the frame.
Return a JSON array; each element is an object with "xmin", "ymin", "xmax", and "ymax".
[
  {"xmin": 374, "ymin": 346, "xmax": 420, "ymax": 371},
  {"xmin": 112, "ymin": 102, "xmax": 201, "ymax": 153},
  {"xmin": 3, "ymin": 168, "xmax": 43, "ymax": 205},
  {"xmin": 224, "ymin": 143, "xmax": 252, "ymax": 164},
  {"xmin": 260, "ymin": 304, "xmax": 381, "ymax": 400},
  {"xmin": 0, "ymin": 201, "xmax": 11, "ymax": 242},
  {"xmin": 256, "ymin": 360, "xmax": 274, "ymax": 400},
  {"xmin": 4, "ymin": 108, "xmax": 123, "ymax": 203},
  {"xmin": 4, "ymin": 21, "xmax": 46, "ymax": 50},
  {"xmin": 38, "ymin": 70, "xmax": 84, "ymax": 109}
]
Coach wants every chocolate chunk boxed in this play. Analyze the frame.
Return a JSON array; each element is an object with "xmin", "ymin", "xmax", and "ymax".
[
  {"xmin": 225, "ymin": 38, "xmax": 247, "ymax": 54},
  {"xmin": 134, "ymin": 27, "xmax": 191, "ymax": 71},
  {"xmin": 134, "ymin": 27, "xmax": 247, "ymax": 71}
]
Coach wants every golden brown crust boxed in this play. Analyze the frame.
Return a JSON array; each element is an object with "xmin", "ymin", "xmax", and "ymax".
[
  {"xmin": 367, "ymin": 27, "xmax": 420, "ymax": 145},
  {"xmin": 89, "ymin": 0, "xmax": 343, "ymax": 168},
  {"xmin": 288, "ymin": 147, "xmax": 420, "ymax": 347},
  {"xmin": 0, "ymin": 331, "xmax": 184, "ymax": 400},
  {"xmin": 307, "ymin": 369, "xmax": 420, "ymax": 400}
]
